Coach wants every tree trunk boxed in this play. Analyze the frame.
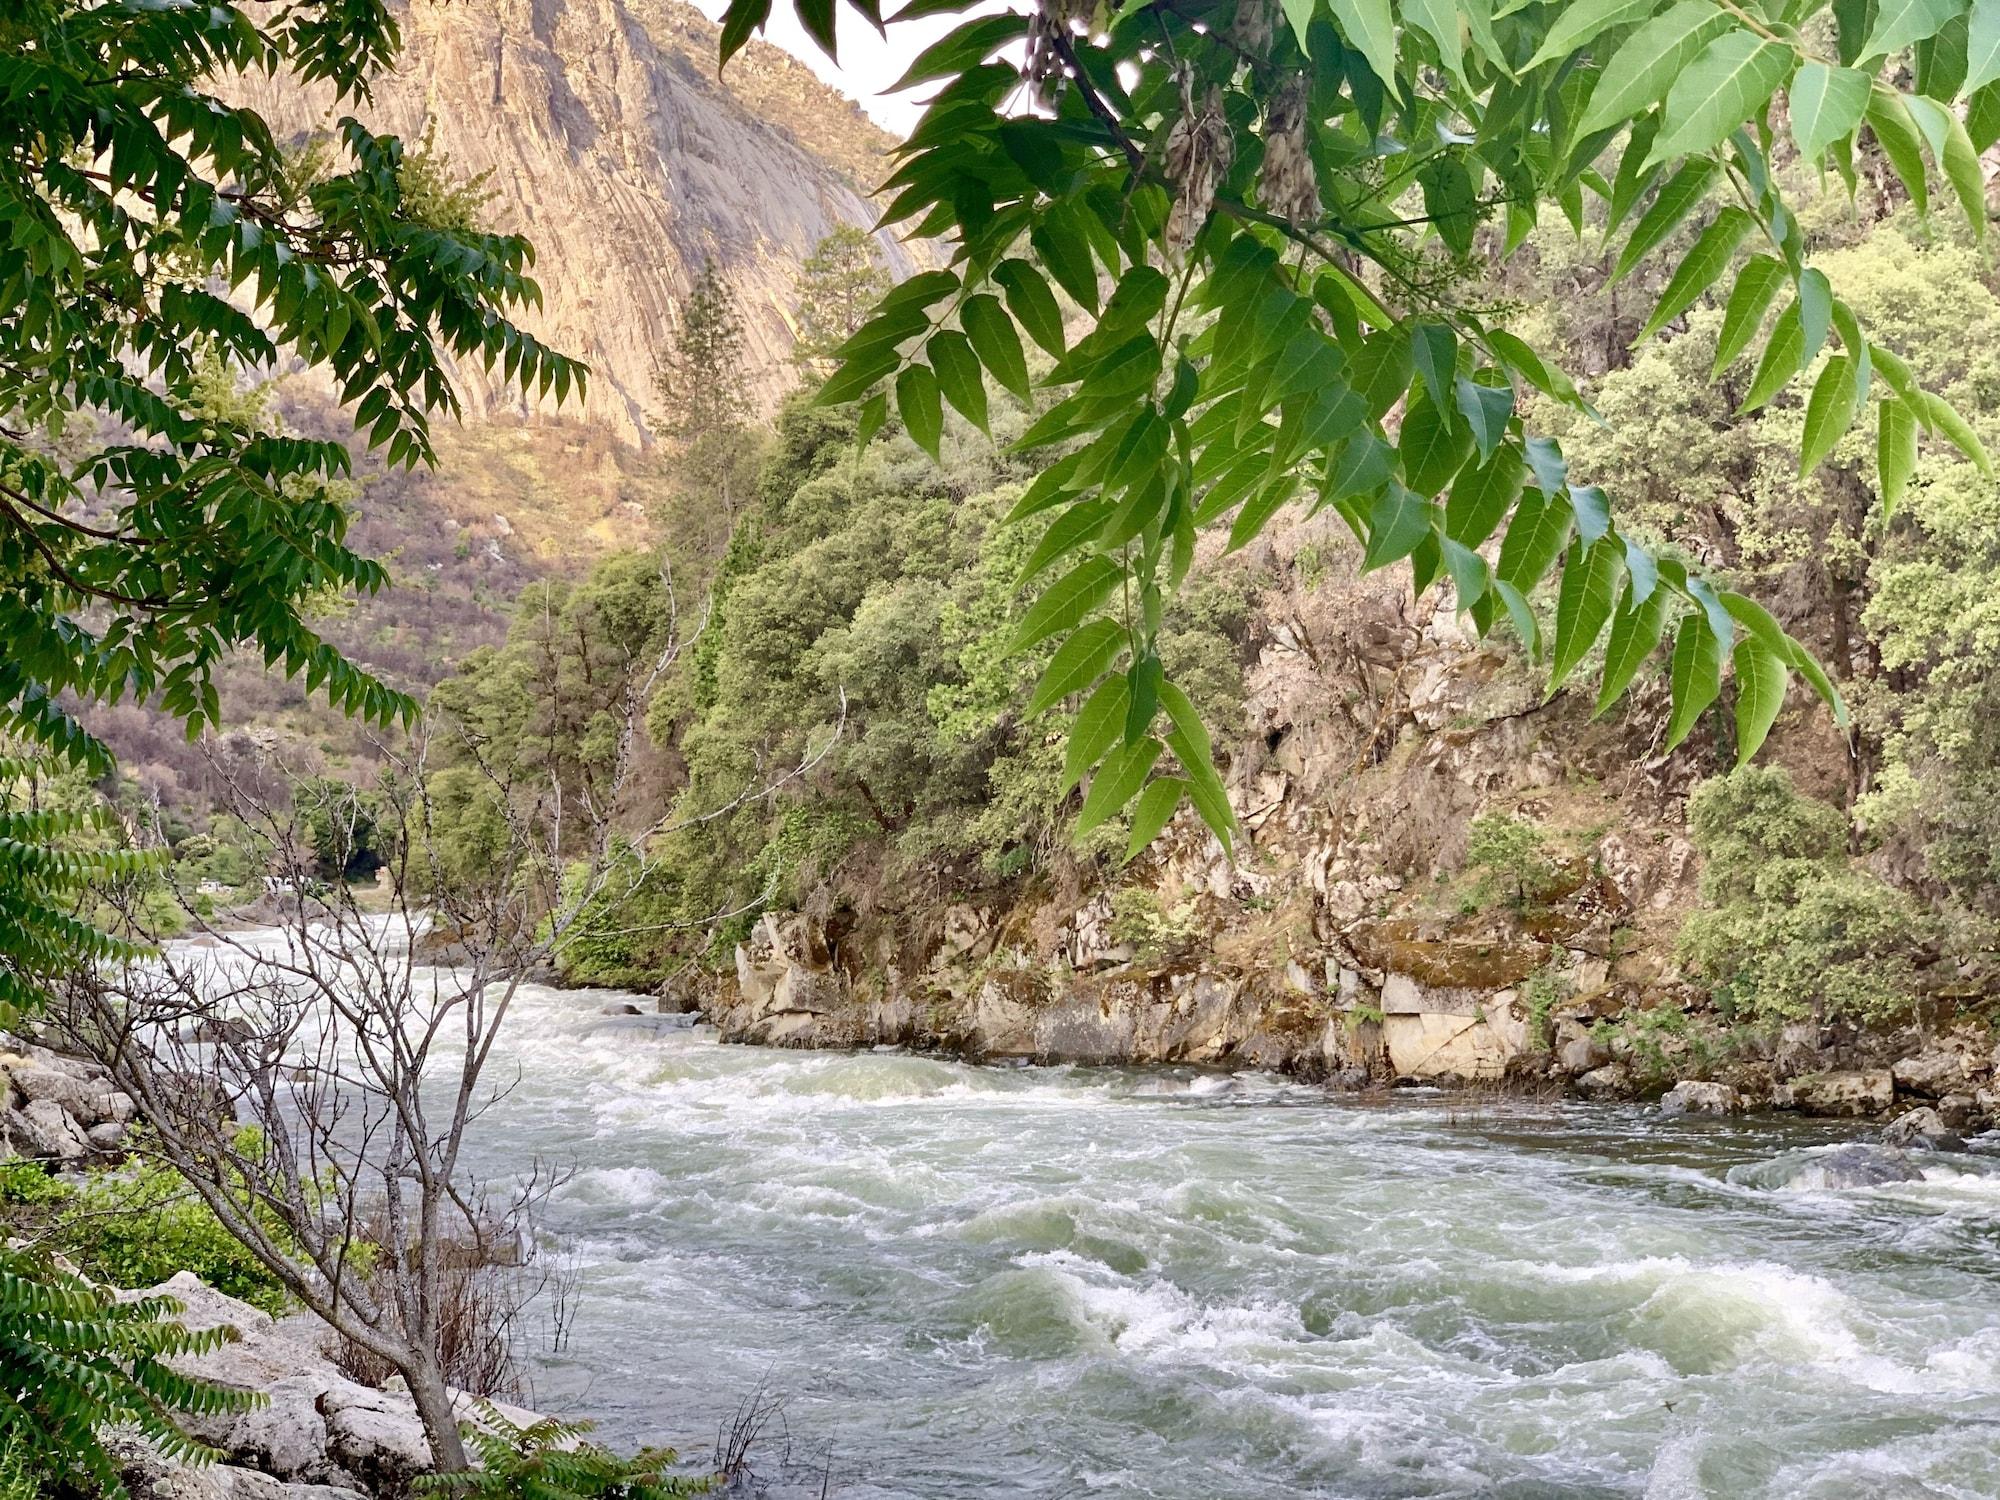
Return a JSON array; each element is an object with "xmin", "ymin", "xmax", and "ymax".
[{"xmin": 404, "ymin": 1358, "xmax": 472, "ymax": 1473}]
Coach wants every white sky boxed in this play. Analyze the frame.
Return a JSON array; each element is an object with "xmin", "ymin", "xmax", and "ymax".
[{"xmin": 691, "ymin": 0, "xmax": 1003, "ymax": 135}]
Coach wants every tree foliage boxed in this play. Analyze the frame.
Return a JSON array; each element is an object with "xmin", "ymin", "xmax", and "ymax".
[
  {"xmin": 655, "ymin": 256, "xmax": 751, "ymax": 445},
  {"xmin": 0, "ymin": 0, "xmax": 581, "ymax": 1010},
  {"xmin": 0, "ymin": 1250, "xmax": 260, "ymax": 1499},
  {"xmin": 792, "ymin": 225, "xmax": 892, "ymax": 368},
  {"xmin": 716, "ymin": 0, "xmax": 1994, "ymax": 852}
]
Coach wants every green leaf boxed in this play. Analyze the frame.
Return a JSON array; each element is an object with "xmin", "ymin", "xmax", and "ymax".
[
  {"xmin": 1327, "ymin": 0, "xmax": 1399, "ymax": 94},
  {"xmin": 1352, "ymin": 328, "xmax": 1414, "ymax": 419},
  {"xmin": 927, "ymin": 329, "xmax": 989, "ymax": 432},
  {"xmin": 1406, "ymin": 0, "xmax": 1467, "ymax": 82},
  {"xmin": 1940, "ymin": 110, "xmax": 1988, "ymax": 236},
  {"xmin": 961, "ymin": 294, "xmax": 1031, "ymax": 399},
  {"xmin": 1008, "ymin": 555, "xmax": 1122, "ymax": 654},
  {"xmin": 1447, "ymin": 445, "xmax": 1525, "ymax": 547},
  {"xmin": 994, "ymin": 260, "xmax": 1066, "ymax": 358},
  {"xmin": 1124, "ymin": 653, "xmax": 1164, "ymax": 743},
  {"xmin": 1363, "ymin": 484, "xmax": 1435, "ymax": 572},
  {"xmin": 1525, "ymin": 0, "xmax": 1661, "ymax": 72},
  {"xmin": 1739, "ymin": 298, "xmax": 1804, "ymax": 411},
  {"xmin": 896, "ymin": 364, "xmax": 942, "ymax": 459},
  {"xmin": 1160, "ymin": 681, "xmax": 1234, "ymax": 853},
  {"xmin": 1918, "ymin": 390, "xmax": 1994, "ymax": 473},
  {"xmin": 1649, "ymin": 33, "xmax": 1795, "ymax": 166},
  {"xmin": 1712, "ymin": 254, "xmax": 1787, "ymax": 374},
  {"xmin": 1798, "ymin": 268, "xmax": 1832, "ymax": 365},
  {"xmin": 1865, "ymin": 85, "xmax": 1931, "ymax": 215},
  {"xmin": 1615, "ymin": 160, "xmax": 1717, "ymax": 278},
  {"xmin": 1732, "ymin": 637, "xmax": 1788, "ymax": 762},
  {"xmin": 1399, "ymin": 391, "xmax": 1475, "ymax": 496},
  {"xmin": 1789, "ymin": 63, "xmax": 1873, "ymax": 165},
  {"xmin": 1026, "ymin": 618, "xmax": 1126, "ymax": 715},
  {"xmin": 1031, "ymin": 206, "xmax": 1100, "ymax": 313},
  {"xmin": 1664, "ymin": 613, "xmax": 1725, "ymax": 750},
  {"xmin": 1595, "ymin": 579, "xmax": 1674, "ymax": 715},
  {"xmin": 1861, "ymin": 0, "xmax": 1960, "ymax": 59},
  {"xmin": 1799, "ymin": 354, "xmax": 1860, "ymax": 475},
  {"xmin": 1638, "ymin": 206, "xmax": 1755, "ymax": 342},
  {"xmin": 1491, "ymin": 579, "xmax": 1543, "ymax": 659},
  {"xmin": 1548, "ymin": 537, "xmax": 1625, "ymax": 692},
  {"xmin": 1496, "ymin": 485, "xmax": 1575, "ymax": 592},
  {"xmin": 1077, "ymin": 736, "xmax": 1163, "ymax": 836},
  {"xmin": 1878, "ymin": 395, "xmax": 1918, "ymax": 515},
  {"xmin": 1063, "ymin": 676, "xmax": 1131, "ymax": 790},
  {"xmin": 1578, "ymin": 2, "xmax": 1738, "ymax": 136},
  {"xmin": 1454, "ymin": 378, "xmax": 1515, "ymax": 462},
  {"xmin": 1968, "ymin": 0, "xmax": 2000, "ymax": 91},
  {"xmin": 1126, "ymin": 778, "xmax": 1190, "ymax": 859}
]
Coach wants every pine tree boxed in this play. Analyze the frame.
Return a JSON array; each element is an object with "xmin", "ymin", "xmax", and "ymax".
[
  {"xmin": 654, "ymin": 257, "xmax": 749, "ymax": 446},
  {"xmin": 791, "ymin": 226, "xmax": 889, "ymax": 371}
]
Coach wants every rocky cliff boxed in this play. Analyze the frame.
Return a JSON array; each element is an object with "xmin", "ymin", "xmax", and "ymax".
[
  {"xmin": 232, "ymin": 0, "xmax": 921, "ymax": 440},
  {"xmin": 692, "ymin": 515, "xmax": 2000, "ymax": 1134}
]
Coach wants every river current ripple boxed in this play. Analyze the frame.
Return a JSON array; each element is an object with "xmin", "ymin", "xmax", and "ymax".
[{"xmin": 449, "ymin": 982, "xmax": 2000, "ymax": 1499}]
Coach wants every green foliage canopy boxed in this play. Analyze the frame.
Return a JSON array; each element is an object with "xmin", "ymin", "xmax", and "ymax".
[
  {"xmin": 1, "ymin": 0, "xmax": 582, "ymax": 1011},
  {"xmin": 717, "ymin": 0, "xmax": 1995, "ymax": 852}
]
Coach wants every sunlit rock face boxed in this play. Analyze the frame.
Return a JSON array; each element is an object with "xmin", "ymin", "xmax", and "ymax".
[{"xmin": 230, "ymin": 0, "xmax": 924, "ymax": 441}]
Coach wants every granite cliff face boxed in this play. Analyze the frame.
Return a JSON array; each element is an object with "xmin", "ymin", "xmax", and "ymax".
[{"xmin": 233, "ymin": 0, "xmax": 920, "ymax": 439}]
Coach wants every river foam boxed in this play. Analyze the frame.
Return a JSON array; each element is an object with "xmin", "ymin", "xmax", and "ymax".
[{"xmin": 431, "ymin": 977, "xmax": 2000, "ymax": 1498}]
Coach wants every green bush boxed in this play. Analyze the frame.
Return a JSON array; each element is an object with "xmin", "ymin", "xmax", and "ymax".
[
  {"xmin": 62, "ymin": 1162, "xmax": 292, "ymax": 1316},
  {"xmin": 1463, "ymin": 813, "xmax": 1560, "ymax": 913},
  {"xmin": 1679, "ymin": 768, "xmax": 1935, "ymax": 1027}
]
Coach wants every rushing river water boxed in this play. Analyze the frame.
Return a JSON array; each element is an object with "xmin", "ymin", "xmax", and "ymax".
[{"xmin": 433, "ymin": 981, "xmax": 2000, "ymax": 1498}]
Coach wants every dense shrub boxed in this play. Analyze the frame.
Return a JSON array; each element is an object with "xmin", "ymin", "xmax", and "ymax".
[{"xmin": 1679, "ymin": 768, "xmax": 1935, "ymax": 1026}]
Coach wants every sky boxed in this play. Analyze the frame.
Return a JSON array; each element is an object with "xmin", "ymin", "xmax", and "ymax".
[{"xmin": 690, "ymin": 0, "xmax": 1002, "ymax": 135}]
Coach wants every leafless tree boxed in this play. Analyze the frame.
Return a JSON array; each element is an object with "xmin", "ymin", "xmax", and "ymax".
[{"xmin": 56, "ymin": 565, "xmax": 842, "ymax": 1472}]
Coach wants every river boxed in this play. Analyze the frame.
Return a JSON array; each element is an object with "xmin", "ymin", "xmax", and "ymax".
[{"xmin": 418, "ymin": 977, "xmax": 2000, "ymax": 1499}]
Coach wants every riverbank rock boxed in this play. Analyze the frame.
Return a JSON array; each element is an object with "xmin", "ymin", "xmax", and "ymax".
[
  {"xmin": 1882, "ymin": 1106, "xmax": 1967, "ymax": 1152},
  {"xmin": 1660, "ymin": 1080, "xmax": 1744, "ymax": 1116},
  {"xmin": 108, "ymin": 1432, "xmax": 367, "ymax": 1500},
  {"xmin": 1774, "ymin": 1145, "xmax": 1926, "ymax": 1190},
  {"xmin": 126, "ymin": 1272, "xmax": 548, "ymax": 1493},
  {"xmin": 0, "ymin": 1038, "xmax": 139, "ymax": 1163},
  {"xmin": 1773, "ymin": 1070, "xmax": 1894, "ymax": 1118}
]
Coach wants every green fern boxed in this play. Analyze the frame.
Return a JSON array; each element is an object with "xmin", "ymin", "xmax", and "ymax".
[
  {"xmin": 0, "ymin": 756, "xmax": 157, "ymax": 1028},
  {"xmin": 0, "ymin": 1249, "xmax": 261, "ymax": 1498},
  {"xmin": 415, "ymin": 1401, "xmax": 710, "ymax": 1500}
]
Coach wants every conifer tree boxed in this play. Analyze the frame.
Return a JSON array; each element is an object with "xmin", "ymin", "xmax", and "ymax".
[
  {"xmin": 654, "ymin": 256, "xmax": 750, "ymax": 445},
  {"xmin": 792, "ymin": 226, "xmax": 890, "ymax": 370}
]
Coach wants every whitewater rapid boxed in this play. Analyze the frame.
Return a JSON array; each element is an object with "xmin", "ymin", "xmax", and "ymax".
[{"xmin": 444, "ymin": 983, "xmax": 2000, "ymax": 1498}]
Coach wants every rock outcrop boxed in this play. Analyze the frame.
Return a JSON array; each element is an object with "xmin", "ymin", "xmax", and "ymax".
[
  {"xmin": 120, "ymin": 1273, "xmax": 546, "ymax": 1496},
  {"xmin": 228, "ymin": 0, "xmax": 926, "ymax": 441},
  {"xmin": 1, "ymin": 1040, "xmax": 137, "ymax": 1164}
]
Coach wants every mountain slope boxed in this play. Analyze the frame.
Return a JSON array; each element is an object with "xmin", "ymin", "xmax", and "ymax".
[{"xmin": 231, "ymin": 0, "xmax": 920, "ymax": 439}]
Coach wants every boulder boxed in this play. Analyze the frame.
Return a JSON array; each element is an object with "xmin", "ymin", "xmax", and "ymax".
[
  {"xmin": 1556, "ymin": 1035, "xmax": 1611, "ymax": 1075},
  {"xmin": 322, "ymin": 1383, "xmax": 434, "ymax": 1491},
  {"xmin": 1776, "ymin": 1145, "xmax": 1925, "ymax": 1191},
  {"xmin": 9, "ymin": 1098, "xmax": 88, "ymax": 1162},
  {"xmin": 598, "ymin": 1003, "xmax": 643, "ymax": 1017},
  {"xmin": 1892, "ymin": 1048, "xmax": 1978, "ymax": 1098},
  {"xmin": 1660, "ymin": 1080, "xmax": 1744, "ymax": 1116},
  {"xmin": 1882, "ymin": 1106, "xmax": 1967, "ymax": 1152},
  {"xmin": 1773, "ymin": 1070, "xmax": 1894, "ymax": 1118},
  {"xmin": 1937, "ymin": 1093, "xmax": 1986, "ymax": 1133},
  {"xmin": 12, "ymin": 1061, "xmax": 110, "ymax": 1118},
  {"xmin": 1575, "ymin": 1063, "xmax": 1636, "ymax": 1100},
  {"xmin": 87, "ymin": 1120, "xmax": 129, "ymax": 1153}
]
